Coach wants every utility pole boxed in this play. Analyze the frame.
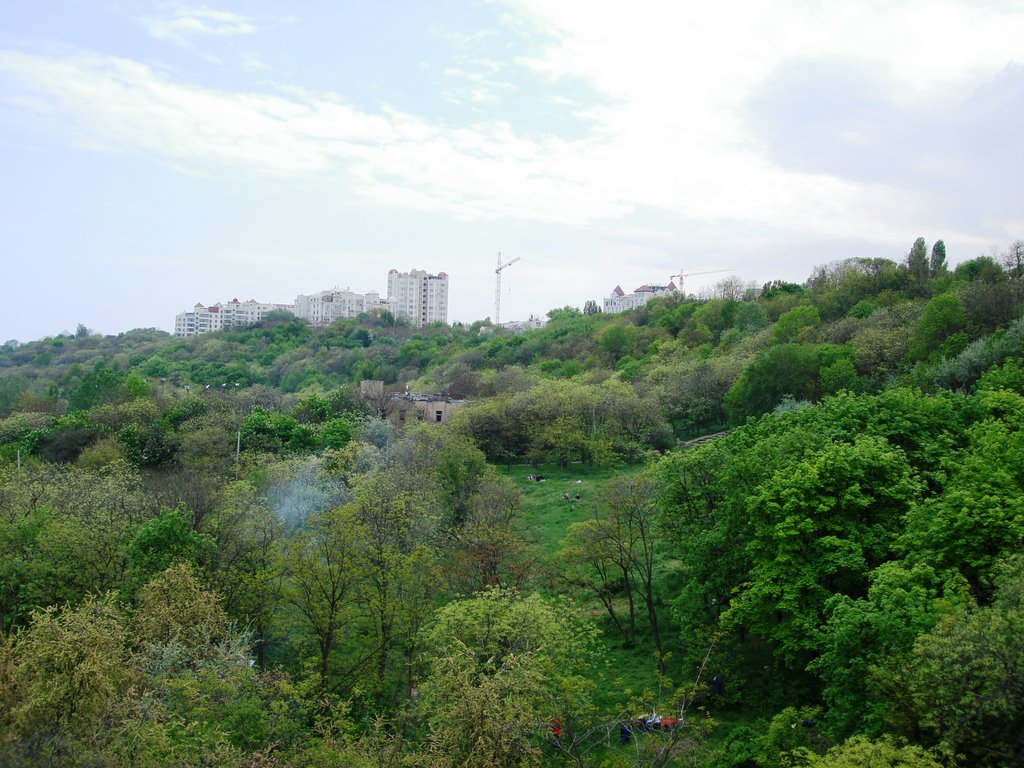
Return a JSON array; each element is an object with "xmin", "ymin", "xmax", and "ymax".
[{"xmin": 495, "ymin": 252, "xmax": 521, "ymax": 326}]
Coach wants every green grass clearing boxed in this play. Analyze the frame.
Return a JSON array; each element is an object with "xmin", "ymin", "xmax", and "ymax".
[{"xmin": 502, "ymin": 463, "xmax": 688, "ymax": 716}]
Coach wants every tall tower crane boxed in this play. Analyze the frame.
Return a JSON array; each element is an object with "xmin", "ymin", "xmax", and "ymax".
[
  {"xmin": 495, "ymin": 252, "xmax": 521, "ymax": 325},
  {"xmin": 670, "ymin": 267, "xmax": 732, "ymax": 292}
]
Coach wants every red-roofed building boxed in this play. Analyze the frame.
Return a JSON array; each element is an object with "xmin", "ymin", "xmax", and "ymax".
[
  {"xmin": 174, "ymin": 298, "xmax": 295, "ymax": 336},
  {"xmin": 603, "ymin": 279, "xmax": 679, "ymax": 313}
]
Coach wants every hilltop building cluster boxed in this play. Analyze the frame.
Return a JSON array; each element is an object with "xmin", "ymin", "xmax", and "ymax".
[
  {"xmin": 603, "ymin": 280, "xmax": 679, "ymax": 314},
  {"xmin": 174, "ymin": 268, "xmax": 448, "ymax": 336},
  {"xmin": 172, "ymin": 298, "xmax": 295, "ymax": 336}
]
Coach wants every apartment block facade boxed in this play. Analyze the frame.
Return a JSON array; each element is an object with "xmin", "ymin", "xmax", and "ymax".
[
  {"xmin": 387, "ymin": 269, "xmax": 449, "ymax": 326},
  {"xmin": 174, "ymin": 268, "xmax": 450, "ymax": 336},
  {"xmin": 294, "ymin": 288, "xmax": 394, "ymax": 326},
  {"xmin": 174, "ymin": 299, "xmax": 295, "ymax": 337}
]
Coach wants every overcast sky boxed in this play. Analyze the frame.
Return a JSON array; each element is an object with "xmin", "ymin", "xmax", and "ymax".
[{"xmin": 2, "ymin": 1, "xmax": 1022, "ymax": 342}]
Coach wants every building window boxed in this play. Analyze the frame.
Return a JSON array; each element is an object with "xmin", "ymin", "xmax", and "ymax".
[{"xmin": 435, "ymin": 410, "xmax": 443, "ymax": 422}]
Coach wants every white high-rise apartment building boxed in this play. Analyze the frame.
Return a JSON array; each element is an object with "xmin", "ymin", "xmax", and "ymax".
[
  {"xmin": 387, "ymin": 269, "xmax": 449, "ymax": 326},
  {"xmin": 174, "ymin": 298, "xmax": 295, "ymax": 336},
  {"xmin": 294, "ymin": 288, "xmax": 394, "ymax": 326}
]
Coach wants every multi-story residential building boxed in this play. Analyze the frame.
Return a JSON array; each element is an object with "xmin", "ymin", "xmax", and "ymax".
[
  {"xmin": 603, "ymin": 280, "xmax": 678, "ymax": 314},
  {"xmin": 174, "ymin": 268, "xmax": 450, "ymax": 335},
  {"xmin": 174, "ymin": 298, "xmax": 295, "ymax": 337},
  {"xmin": 294, "ymin": 288, "xmax": 394, "ymax": 326},
  {"xmin": 387, "ymin": 269, "xmax": 449, "ymax": 326}
]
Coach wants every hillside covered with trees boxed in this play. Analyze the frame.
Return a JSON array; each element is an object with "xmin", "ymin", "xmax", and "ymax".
[{"xmin": 1, "ymin": 240, "xmax": 1023, "ymax": 767}]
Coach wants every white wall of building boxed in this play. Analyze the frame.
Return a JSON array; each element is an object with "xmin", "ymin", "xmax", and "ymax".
[
  {"xmin": 294, "ymin": 288, "xmax": 396, "ymax": 326},
  {"xmin": 174, "ymin": 269, "xmax": 449, "ymax": 336},
  {"xmin": 174, "ymin": 299, "xmax": 294, "ymax": 337},
  {"xmin": 602, "ymin": 281, "xmax": 677, "ymax": 314},
  {"xmin": 386, "ymin": 269, "xmax": 449, "ymax": 326}
]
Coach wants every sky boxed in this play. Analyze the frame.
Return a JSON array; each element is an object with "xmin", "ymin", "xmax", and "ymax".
[{"xmin": 1, "ymin": 1, "xmax": 1022, "ymax": 342}]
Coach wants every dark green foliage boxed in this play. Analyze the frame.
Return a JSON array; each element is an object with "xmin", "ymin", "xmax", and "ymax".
[
  {"xmin": 906, "ymin": 237, "xmax": 929, "ymax": 294},
  {"xmin": 772, "ymin": 305, "xmax": 821, "ymax": 343},
  {"xmin": 847, "ymin": 299, "xmax": 875, "ymax": 319},
  {"xmin": 901, "ymin": 389, "xmax": 1024, "ymax": 591},
  {"xmin": 896, "ymin": 557, "xmax": 1024, "ymax": 767},
  {"xmin": 126, "ymin": 506, "xmax": 213, "ymax": 590},
  {"xmin": 725, "ymin": 344, "xmax": 820, "ymax": 423},
  {"xmin": 755, "ymin": 706, "xmax": 828, "ymax": 766},
  {"xmin": 66, "ymin": 368, "xmax": 128, "ymax": 412},
  {"xmin": 240, "ymin": 407, "xmax": 316, "ymax": 454},
  {"xmin": 761, "ymin": 280, "xmax": 807, "ymax": 301},
  {"xmin": 598, "ymin": 322, "xmax": 638, "ymax": 361},
  {"xmin": 728, "ymin": 436, "xmax": 920, "ymax": 667},
  {"xmin": 957, "ymin": 279, "xmax": 1020, "ymax": 332},
  {"xmin": 928, "ymin": 240, "xmax": 947, "ymax": 278},
  {"xmin": 161, "ymin": 394, "xmax": 208, "ymax": 428},
  {"xmin": 320, "ymin": 416, "xmax": 355, "ymax": 450},
  {"xmin": 692, "ymin": 299, "xmax": 740, "ymax": 342},
  {"xmin": 819, "ymin": 357, "xmax": 859, "ymax": 396},
  {"xmin": 811, "ymin": 561, "xmax": 963, "ymax": 738},
  {"xmin": 656, "ymin": 387, "xmax": 977, "ymax": 711},
  {"xmin": 907, "ymin": 293, "xmax": 968, "ymax": 362},
  {"xmin": 734, "ymin": 301, "xmax": 769, "ymax": 333},
  {"xmin": 954, "ymin": 255, "xmax": 1006, "ymax": 283},
  {"xmin": 118, "ymin": 421, "xmax": 176, "ymax": 467},
  {"xmin": 33, "ymin": 418, "xmax": 102, "ymax": 463}
]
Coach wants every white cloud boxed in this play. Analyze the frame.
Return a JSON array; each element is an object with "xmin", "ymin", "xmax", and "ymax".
[
  {"xmin": 141, "ymin": 5, "xmax": 258, "ymax": 45},
  {"xmin": 0, "ymin": 49, "xmax": 630, "ymax": 225},
  {"xmin": 500, "ymin": 0, "xmax": 1024, "ymax": 239},
  {"xmin": 2, "ymin": 0, "xmax": 1022, "ymax": 250},
  {"xmin": 0, "ymin": 47, "xmax": 935, "ymax": 241},
  {"xmin": 440, "ymin": 64, "xmax": 517, "ymax": 105}
]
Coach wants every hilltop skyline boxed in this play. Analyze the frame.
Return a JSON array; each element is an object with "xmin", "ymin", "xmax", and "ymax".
[{"xmin": 2, "ymin": 1, "xmax": 1023, "ymax": 342}]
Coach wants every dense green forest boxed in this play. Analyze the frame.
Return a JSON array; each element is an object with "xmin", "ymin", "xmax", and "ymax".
[{"xmin": 2, "ymin": 240, "xmax": 1023, "ymax": 767}]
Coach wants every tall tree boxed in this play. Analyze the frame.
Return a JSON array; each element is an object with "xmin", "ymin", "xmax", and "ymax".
[
  {"xmin": 929, "ymin": 240, "xmax": 948, "ymax": 278},
  {"xmin": 447, "ymin": 471, "xmax": 529, "ymax": 593},
  {"xmin": 559, "ymin": 516, "xmax": 635, "ymax": 644},
  {"xmin": 418, "ymin": 589, "xmax": 599, "ymax": 768},
  {"xmin": 350, "ymin": 472, "xmax": 440, "ymax": 700},
  {"xmin": 1004, "ymin": 239, "xmax": 1024, "ymax": 280},
  {"xmin": 604, "ymin": 472, "xmax": 664, "ymax": 668},
  {"xmin": 907, "ymin": 237, "xmax": 929, "ymax": 293},
  {"xmin": 278, "ymin": 505, "xmax": 365, "ymax": 688}
]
